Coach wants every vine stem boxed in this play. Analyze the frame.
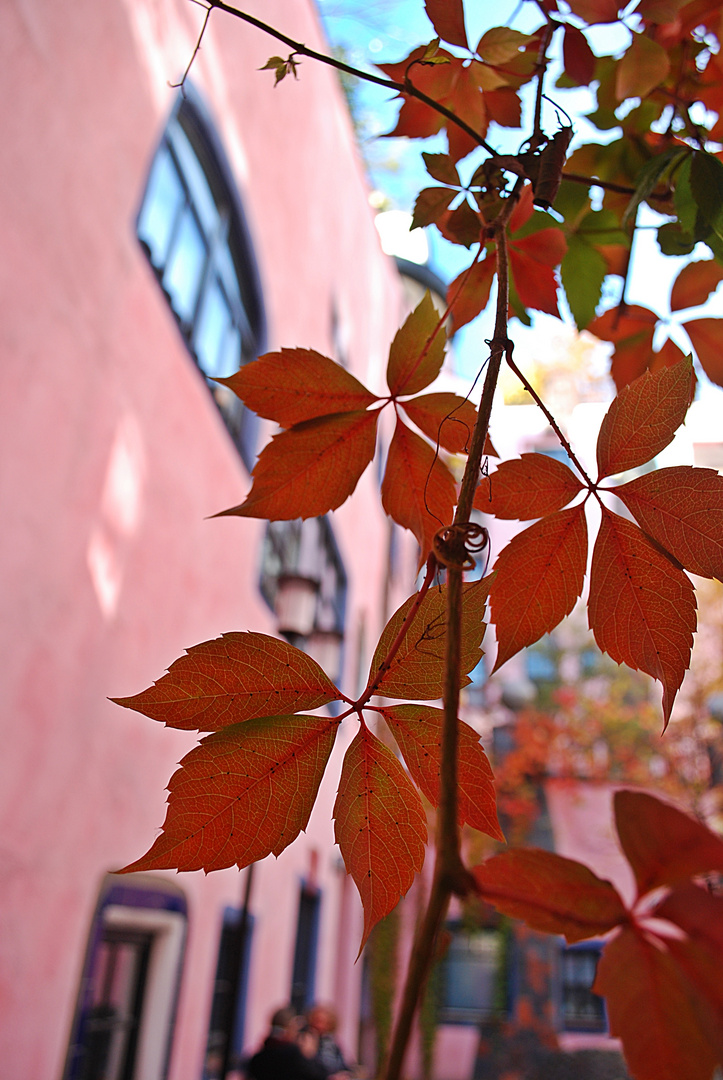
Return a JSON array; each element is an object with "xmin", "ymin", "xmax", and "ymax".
[
  {"xmin": 205, "ymin": 1, "xmax": 499, "ymax": 155},
  {"xmin": 381, "ymin": 183, "xmax": 520, "ymax": 1080}
]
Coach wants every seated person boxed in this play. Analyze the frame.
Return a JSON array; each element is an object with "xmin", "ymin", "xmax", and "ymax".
[
  {"xmin": 247, "ymin": 1006, "xmax": 326, "ymax": 1080},
  {"xmin": 306, "ymin": 1004, "xmax": 365, "ymax": 1079}
]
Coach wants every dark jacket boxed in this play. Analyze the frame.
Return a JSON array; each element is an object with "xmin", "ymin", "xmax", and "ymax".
[{"xmin": 247, "ymin": 1037, "xmax": 328, "ymax": 1080}]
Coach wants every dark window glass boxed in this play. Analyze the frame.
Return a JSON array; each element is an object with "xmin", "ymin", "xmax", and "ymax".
[
  {"xmin": 137, "ymin": 90, "xmax": 265, "ymax": 470},
  {"xmin": 560, "ymin": 945, "xmax": 606, "ymax": 1031},
  {"xmin": 204, "ymin": 909, "xmax": 254, "ymax": 1080},
  {"xmin": 290, "ymin": 886, "xmax": 321, "ymax": 1014},
  {"xmin": 438, "ymin": 927, "xmax": 504, "ymax": 1024}
]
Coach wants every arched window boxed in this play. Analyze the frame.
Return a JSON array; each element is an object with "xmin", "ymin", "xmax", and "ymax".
[{"xmin": 137, "ymin": 89, "xmax": 266, "ymax": 469}]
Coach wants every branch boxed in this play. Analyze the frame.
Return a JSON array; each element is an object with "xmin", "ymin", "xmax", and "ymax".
[{"xmin": 205, "ymin": 1, "xmax": 499, "ymax": 155}]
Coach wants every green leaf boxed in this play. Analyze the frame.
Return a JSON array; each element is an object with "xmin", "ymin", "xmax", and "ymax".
[
  {"xmin": 657, "ymin": 222, "xmax": 696, "ymax": 257},
  {"xmin": 562, "ymin": 235, "xmax": 607, "ymax": 330},
  {"xmin": 422, "ymin": 153, "xmax": 460, "ymax": 187},
  {"xmin": 387, "ymin": 292, "xmax": 446, "ymax": 397},
  {"xmin": 622, "ymin": 148, "xmax": 687, "ymax": 227},
  {"xmin": 412, "ymin": 187, "xmax": 456, "ymax": 230},
  {"xmin": 690, "ymin": 151, "xmax": 723, "ymax": 242}
]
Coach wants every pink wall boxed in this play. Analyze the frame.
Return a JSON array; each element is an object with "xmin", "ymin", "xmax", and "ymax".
[{"xmin": 0, "ymin": 1, "xmax": 408, "ymax": 1076}]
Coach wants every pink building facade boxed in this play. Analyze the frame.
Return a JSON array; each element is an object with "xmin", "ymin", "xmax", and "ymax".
[{"xmin": 0, "ymin": 1, "xmax": 416, "ymax": 1076}]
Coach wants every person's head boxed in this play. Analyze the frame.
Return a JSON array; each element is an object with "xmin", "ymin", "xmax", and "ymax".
[
  {"xmin": 307, "ymin": 1004, "xmax": 338, "ymax": 1035},
  {"xmin": 269, "ymin": 1006, "xmax": 300, "ymax": 1041}
]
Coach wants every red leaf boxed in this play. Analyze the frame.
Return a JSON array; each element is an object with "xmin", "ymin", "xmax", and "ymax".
[
  {"xmin": 649, "ymin": 336, "xmax": 687, "ymax": 375},
  {"xmin": 589, "ymin": 508, "xmax": 696, "ymax": 725},
  {"xmin": 387, "ymin": 292, "xmax": 447, "ymax": 397},
  {"xmin": 217, "ymin": 409, "xmax": 379, "ymax": 520},
  {"xmin": 333, "ymin": 726, "xmax": 427, "ymax": 951},
  {"xmin": 219, "ymin": 349, "xmax": 378, "ymax": 427},
  {"xmin": 401, "ymin": 392, "xmax": 478, "ymax": 454},
  {"xmin": 490, "ymin": 504, "xmax": 588, "ymax": 671},
  {"xmin": 386, "ymin": 93, "xmax": 444, "ymax": 140},
  {"xmin": 424, "ymin": 0, "xmax": 468, "ymax": 49},
  {"xmin": 474, "ymin": 453, "xmax": 584, "ymax": 519},
  {"xmin": 381, "ymin": 704, "xmax": 504, "ymax": 840},
  {"xmin": 381, "ymin": 417, "xmax": 457, "ymax": 557},
  {"xmin": 447, "ymin": 254, "xmax": 496, "ymax": 331},
  {"xmin": 595, "ymin": 927, "xmax": 719, "ymax": 1080},
  {"xmin": 684, "ymin": 318, "xmax": 723, "ymax": 387},
  {"xmin": 370, "ymin": 578, "xmax": 490, "ymax": 701},
  {"xmin": 588, "ymin": 304, "xmax": 658, "ymax": 390},
  {"xmin": 412, "ymin": 186, "xmax": 456, "ymax": 230},
  {"xmin": 472, "ymin": 848, "xmax": 627, "ymax": 942},
  {"xmin": 509, "ymin": 233, "xmax": 566, "ymax": 316},
  {"xmin": 616, "ymin": 466, "xmax": 723, "ymax": 579},
  {"xmin": 614, "ymin": 789, "xmax": 723, "ymax": 895},
  {"xmin": 596, "ymin": 356, "xmax": 693, "ymax": 479},
  {"xmin": 563, "ymin": 25, "xmax": 596, "ymax": 85},
  {"xmin": 670, "ymin": 260, "xmax": 723, "ymax": 311},
  {"xmin": 111, "ymin": 632, "xmax": 339, "ymax": 731},
  {"xmin": 484, "ymin": 88, "xmax": 522, "ymax": 127},
  {"xmin": 565, "ymin": 0, "xmax": 621, "ymax": 21},
  {"xmin": 120, "ymin": 715, "xmax": 339, "ymax": 873}
]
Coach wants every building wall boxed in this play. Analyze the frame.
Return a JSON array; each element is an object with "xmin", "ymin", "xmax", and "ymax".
[{"xmin": 0, "ymin": 1, "xmax": 407, "ymax": 1076}]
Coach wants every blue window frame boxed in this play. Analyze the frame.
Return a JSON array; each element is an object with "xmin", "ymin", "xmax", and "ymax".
[
  {"xmin": 137, "ymin": 88, "xmax": 266, "ymax": 470},
  {"xmin": 559, "ymin": 942, "xmax": 606, "ymax": 1032},
  {"xmin": 203, "ymin": 908, "xmax": 255, "ymax": 1079},
  {"xmin": 63, "ymin": 877, "xmax": 187, "ymax": 1080}
]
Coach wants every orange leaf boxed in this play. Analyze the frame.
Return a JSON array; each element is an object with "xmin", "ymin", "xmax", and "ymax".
[
  {"xmin": 401, "ymin": 392, "xmax": 477, "ymax": 454},
  {"xmin": 447, "ymin": 254, "xmax": 496, "ymax": 331},
  {"xmin": 595, "ymin": 927, "xmax": 719, "ymax": 1080},
  {"xmin": 588, "ymin": 508, "xmax": 696, "ymax": 725},
  {"xmin": 387, "ymin": 292, "xmax": 447, "ymax": 397},
  {"xmin": 219, "ymin": 349, "xmax": 378, "ymax": 427},
  {"xmin": 684, "ymin": 318, "xmax": 723, "ymax": 387},
  {"xmin": 484, "ymin": 87, "xmax": 522, "ymax": 127},
  {"xmin": 424, "ymin": 0, "xmax": 468, "ymax": 49},
  {"xmin": 616, "ymin": 466, "xmax": 723, "ymax": 579},
  {"xmin": 565, "ymin": 0, "xmax": 621, "ymax": 21},
  {"xmin": 670, "ymin": 260, "xmax": 723, "ymax": 311},
  {"xmin": 474, "ymin": 453, "xmax": 584, "ymax": 519},
  {"xmin": 588, "ymin": 304, "xmax": 658, "ymax": 390},
  {"xmin": 616, "ymin": 33, "xmax": 670, "ymax": 100},
  {"xmin": 412, "ymin": 186, "xmax": 457, "ymax": 230},
  {"xmin": 111, "ymin": 632, "xmax": 339, "ymax": 731},
  {"xmin": 490, "ymin": 504, "xmax": 588, "ymax": 671},
  {"xmin": 472, "ymin": 848, "xmax": 627, "ymax": 942},
  {"xmin": 614, "ymin": 789, "xmax": 723, "ymax": 895},
  {"xmin": 217, "ymin": 409, "xmax": 379, "ymax": 520},
  {"xmin": 596, "ymin": 356, "xmax": 693, "ymax": 479},
  {"xmin": 381, "ymin": 704, "xmax": 504, "ymax": 840},
  {"xmin": 509, "ymin": 229, "xmax": 568, "ymax": 317},
  {"xmin": 381, "ymin": 417, "xmax": 457, "ymax": 556},
  {"xmin": 649, "ymin": 336, "xmax": 687, "ymax": 375},
  {"xmin": 333, "ymin": 726, "xmax": 427, "ymax": 951},
  {"xmin": 370, "ymin": 578, "xmax": 490, "ymax": 700},
  {"xmin": 120, "ymin": 714, "xmax": 339, "ymax": 873}
]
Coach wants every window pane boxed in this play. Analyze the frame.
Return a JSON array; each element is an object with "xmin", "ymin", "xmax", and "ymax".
[
  {"xmin": 163, "ymin": 208, "xmax": 207, "ymax": 323},
  {"xmin": 195, "ymin": 280, "xmax": 232, "ymax": 379},
  {"xmin": 137, "ymin": 144, "xmax": 184, "ymax": 268},
  {"xmin": 169, "ymin": 121, "xmax": 220, "ymax": 236}
]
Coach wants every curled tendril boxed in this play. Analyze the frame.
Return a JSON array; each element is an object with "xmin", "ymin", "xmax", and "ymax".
[{"xmin": 433, "ymin": 522, "xmax": 489, "ymax": 570}]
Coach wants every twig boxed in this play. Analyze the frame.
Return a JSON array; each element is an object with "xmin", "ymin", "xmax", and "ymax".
[
  {"xmin": 170, "ymin": 3, "xmax": 212, "ymax": 90},
  {"xmin": 205, "ymin": 1, "xmax": 499, "ymax": 155}
]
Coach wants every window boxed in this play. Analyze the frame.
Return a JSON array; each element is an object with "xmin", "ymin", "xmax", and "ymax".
[
  {"xmin": 137, "ymin": 89, "xmax": 265, "ymax": 469},
  {"xmin": 438, "ymin": 926, "xmax": 505, "ymax": 1024},
  {"xmin": 560, "ymin": 943, "xmax": 606, "ymax": 1032},
  {"xmin": 290, "ymin": 883, "xmax": 321, "ymax": 1014},
  {"xmin": 64, "ymin": 876, "xmax": 187, "ymax": 1080},
  {"xmin": 203, "ymin": 908, "xmax": 254, "ymax": 1080}
]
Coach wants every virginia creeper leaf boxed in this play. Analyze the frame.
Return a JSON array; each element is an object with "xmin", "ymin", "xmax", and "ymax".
[
  {"xmin": 588, "ymin": 305, "xmax": 658, "ymax": 390},
  {"xmin": 387, "ymin": 292, "xmax": 446, "ymax": 397},
  {"xmin": 217, "ymin": 409, "xmax": 379, "ymax": 520},
  {"xmin": 616, "ymin": 33, "xmax": 670, "ymax": 101},
  {"xmin": 561, "ymin": 235, "xmax": 607, "ymax": 330},
  {"xmin": 422, "ymin": 152, "xmax": 460, "ymax": 186},
  {"xmin": 333, "ymin": 726, "xmax": 427, "ymax": 951},
  {"xmin": 424, "ymin": 0, "xmax": 467, "ymax": 49},
  {"xmin": 614, "ymin": 789, "xmax": 723, "ymax": 895},
  {"xmin": 370, "ymin": 578, "xmax": 490, "ymax": 700},
  {"xmin": 218, "ymin": 349, "xmax": 378, "ymax": 427},
  {"xmin": 120, "ymin": 714, "xmax": 339, "ymax": 873},
  {"xmin": 596, "ymin": 356, "xmax": 693, "ymax": 479},
  {"xmin": 588, "ymin": 508, "xmax": 696, "ymax": 725},
  {"xmin": 684, "ymin": 318, "xmax": 723, "ymax": 387},
  {"xmin": 412, "ymin": 186, "xmax": 456, "ymax": 230},
  {"xmin": 447, "ymin": 254, "xmax": 496, "ymax": 331},
  {"xmin": 401, "ymin": 392, "xmax": 477, "ymax": 454},
  {"xmin": 381, "ymin": 417, "xmax": 457, "ymax": 557},
  {"xmin": 690, "ymin": 151, "xmax": 723, "ymax": 242},
  {"xmin": 381, "ymin": 704, "xmax": 504, "ymax": 840},
  {"xmin": 476, "ymin": 27, "xmax": 535, "ymax": 65},
  {"xmin": 490, "ymin": 504, "xmax": 588, "ymax": 671},
  {"xmin": 111, "ymin": 632, "xmax": 338, "ymax": 731},
  {"xmin": 474, "ymin": 453, "xmax": 584, "ymax": 520},
  {"xmin": 615, "ymin": 466, "xmax": 723, "ymax": 580},
  {"xmin": 473, "ymin": 848, "xmax": 627, "ymax": 942},
  {"xmin": 670, "ymin": 260, "xmax": 723, "ymax": 311},
  {"xmin": 509, "ymin": 228, "xmax": 567, "ymax": 317},
  {"xmin": 565, "ymin": 0, "xmax": 620, "ymax": 22},
  {"xmin": 562, "ymin": 25, "xmax": 596, "ymax": 85},
  {"xmin": 595, "ymin": 927, "xmax": 719, "ymax": 1080}
]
